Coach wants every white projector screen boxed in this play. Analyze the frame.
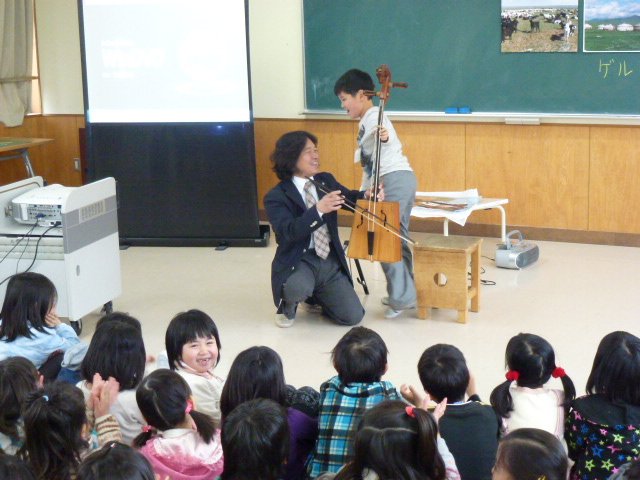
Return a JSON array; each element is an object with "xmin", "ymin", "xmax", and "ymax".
[{"xmin": 80, "ymin": 0, "xmax": 251, "ymax": 123}]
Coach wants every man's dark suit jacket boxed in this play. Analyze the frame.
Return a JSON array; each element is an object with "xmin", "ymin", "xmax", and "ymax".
[{"xmin": 263, "ymin": 172, "xmax": 363, "ymax": 310}]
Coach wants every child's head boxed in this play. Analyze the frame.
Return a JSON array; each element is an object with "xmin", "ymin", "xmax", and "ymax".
[
  {"xmin": 493, "ymin": 428, "xmax": 568, "ymax": 480},
  {"xmin": 586, "ymin": 331, "xmax": 640, "ymax": 404},
  {"xmin": 220, "ymin": 346, "xmax": 287, "ymax": 420},
  {"xmin": 0, "ymin": 455, "xmax": 36, "ymax": 480},
  {"xmin": 134, "ymin": 369, "xmax": 216, "ymax": 447},
  {"xmin": 337, "ymin": 400, "xmax": 445, "ymax": 480},
  {"xmin": 0, "ymin": 356, "xmax": 40, "ymax": 438},
  {"xmin": 20, "ymin": 381, "xmax": 88, "ymax": 480},
  {"xmin": 334, "ymin": 69, "xmax": 376, "ymax": 120},
  {"xmin": 490, "ymin": 333, "xmax": 575, "ymax": 418},
  {"xmin": 95, "ymin": 311, "xmax": 142, "ymax": 332},
  {"xmin": 332, "ymin": 326, "xmax": 388, "ymax": 384},
  {"xmin": 80, "ymin": 318, "xmax": 146, "ymax": 390},
  {"xmin": 0, "ymin": 272, "xmax": 57, "ymax": 341},
  {"xmin": 77, "ymin": 442, "xmax": 155, "ymax": 480},
  {"xmin": 418, "ymin": 344, "xmax": 469, "ymax": 403},
  {"xmin": 165, "ymin": 309, "xmax": 221, "ymax": 374},
  {"xmin": 270, "ymin": 130, "xmax": 319, "ymax": 181},
  {"xmin": 221, "ymin": 398, "xmax": 289, "ymax": 480}
]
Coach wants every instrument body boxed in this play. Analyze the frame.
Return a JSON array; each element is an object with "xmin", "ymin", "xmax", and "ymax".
[{"xmin": 347, "ymin": 65, "xmax": 408, "ymax": 263}]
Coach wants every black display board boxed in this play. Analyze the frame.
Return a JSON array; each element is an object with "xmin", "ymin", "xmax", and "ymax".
[
  {"xmin": 86, "ymin": 123, "xmax": 267, "ymax": 246},
  {"xmin": 303, "ymin": 0, "xmax": 640, "ymax": 115}
]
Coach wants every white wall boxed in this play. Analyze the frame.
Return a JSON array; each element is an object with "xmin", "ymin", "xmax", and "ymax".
[
  {"xmin": 34, "ymin": 0, "xmax": 305, "ymax": 119},
  {"xmin": 35, "ymin": 0, "xmax": 84, "ymax": 115}
]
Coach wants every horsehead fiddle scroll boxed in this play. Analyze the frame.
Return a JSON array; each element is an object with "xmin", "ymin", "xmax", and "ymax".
[{"xmin": 346, "ymin": 64, "xmax": 415, "ymax": 264}]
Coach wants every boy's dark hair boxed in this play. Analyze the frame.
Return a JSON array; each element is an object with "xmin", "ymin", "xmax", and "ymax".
[
  {"xmin": 0, "ymin": 356, "xmax": 40, "ymax": 438},
  {"xmin": 80, "ymin": 320, "xmax": 146, "ymax": 391},
  {"xmin": 221, "ymin": 398, "xmax": 289, "ymax": 480},
  {"xmin": 336, "ymin": 400, "xmax": 445, "ymax": 480},
  {"xmin": 0, "ymin": 272, "xmax": 57, "ymax": 342},
  {"xmin": 270, "ymin": 130, "xmax": 318, "ymax": 181},
  {"xmin": 134, "ymin": 369, "xmax": 216, "ymax": 448},
  {"xmin": 495, "ymin": 428, "xmax": 568, "ymax": 480},
  {"xmin": 586, "ymin": 331, "xmax": 640, "ymax": 405},
  {"xmin": 332, "ymin": 327, "xmax": 388, "ymax": 385},
  {"xmin": 220, "ymin": 346, "xmax": 287, "ymax": 420},
  {"xmin": 333, "ymin": 69, "xmax": 375, "ymax": 96},
  {"xmin": 19, "ymin": 381, "xmax": 88, "ymax": 480},
  {"xmin": 490, "ymin": 333, "xmax": 576, "ymax": 418},
  {"xmin": 165, "ymin": 309, "xmax": 221, "ymax": 370},
  {"xmin": 0, "ymin": 455, "xmax": 36, "ymax": 480},
  {"xmin": 77, "ymin": 442, "xmax": 155, "ymax": 480},
  {"xmin": 418, "ymin": 344, "xmax": 469, "ymax": 403},
  {"xmin": 95, "ymin": 312, "xmax": 142, "ymax": 333}
]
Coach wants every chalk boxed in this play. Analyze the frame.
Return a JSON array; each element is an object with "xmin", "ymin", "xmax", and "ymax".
[{"xmin": 445, "ymin": 107, "xmax": 458, "ymax": 114}]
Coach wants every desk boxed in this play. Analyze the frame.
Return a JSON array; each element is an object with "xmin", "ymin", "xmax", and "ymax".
[
  {"xmin": 411, "ymin": 194, "xmax": 509, "ymax": 242},
  {"xmin": 0, "ymin": 137, "xmax": 53, "ymax": 177}
]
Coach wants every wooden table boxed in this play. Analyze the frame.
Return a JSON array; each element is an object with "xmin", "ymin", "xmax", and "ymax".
[{"xmin": 0, "ymin": 137, "xmax": 53, "ymax": 177}]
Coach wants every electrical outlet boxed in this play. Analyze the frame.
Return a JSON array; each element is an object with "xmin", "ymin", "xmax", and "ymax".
[{"xmin": 73, "ymin": 158, "xmax": 81, "ymax": 171}]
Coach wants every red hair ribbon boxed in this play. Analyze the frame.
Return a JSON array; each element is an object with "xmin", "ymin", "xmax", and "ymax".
[
  {"xmin": 505, "ymin": 370, "xmax": 520, "ymax": 382},
  {"xmin": 142, "ymin": 425, "xmax": 153, "ymax": 433},
  {"xmin": 552, "ymin": 367, "xmax": 566, "ymax": 378},
  {"xmin": 405, "ymin": 406, "xmax": 416, "ymax": 418},
  {"xmin": 185, "ymin": 398, "xmax": 194, "ymax": 415}
]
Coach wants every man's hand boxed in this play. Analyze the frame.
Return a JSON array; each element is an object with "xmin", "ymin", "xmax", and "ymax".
[{"xmin": 316, "ymin": 190, "xmax": 345, "ymax": 213}]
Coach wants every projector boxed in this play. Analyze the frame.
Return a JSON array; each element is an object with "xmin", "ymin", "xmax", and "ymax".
[
  {"xmin": 495, "ymin": 230, "xmax": 539, "ymax": 269},
  {"xmin": 11, "ymin": 184, "xmax": 74, "ymax": 227}
]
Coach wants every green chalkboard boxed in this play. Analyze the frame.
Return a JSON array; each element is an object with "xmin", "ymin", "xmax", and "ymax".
[{"xmin": 303, "ymin": 0, "xmax": 640, "ymax": 116}]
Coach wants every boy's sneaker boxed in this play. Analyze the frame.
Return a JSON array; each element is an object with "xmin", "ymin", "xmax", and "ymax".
[
  {"xmin": 381, "ymin": 296, "xmax": 390, "ymax": 306},
  {"xmin": 384, "ymin": 307, "xmax": 402, "ymax": 319}
]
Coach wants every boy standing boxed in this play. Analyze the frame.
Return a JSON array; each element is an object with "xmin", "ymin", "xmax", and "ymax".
[
  {"xmin": 334, "ymin": 69, "xmax": 417, "ymax": 318},
  {"xmin": 307, "ymin": 327, "xmax": 401, "ymax": 477}
]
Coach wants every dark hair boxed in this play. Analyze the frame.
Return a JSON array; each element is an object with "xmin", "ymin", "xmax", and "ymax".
[
  {"xmin": 96, "ymin": 312, "xmax": 142, "ymax": 332},
  {"xmin": 134, "ymin": 369, "xmax": 216, "ymax": 448},
  {"xmin": 0, "ymin": 272, "xmax": 57, "ymax": 342},
  {"xmin": 77, "ymin": 442, "xmax": 155, "ymax": 480},
  {"xmin": 336, "ymin": 400, "xmax": 445, "ymax": 480},
  {"xmin": 332, "ymin": 327, "xmax": 388, "ymax": 384},
  {"xmin": 0, "ymin": 455, "xmax": 36, "ymax": 480},
  {"xmin": 586, "ymin": 331, "xmax": 640, "ymax": 405},
  {"xmin": 418, "ymin": 344, "xmax": 469, "ymax": 403},
  {"xmin": 333, "ymin": 69, "xmax": 375, "ymax": 96},
  {"xmin": 19, "ymin": 381, "xmax": 88, "ymax": 480},
  {"xmin": 80, "ymin": 319, "xmax": 146, "ymax": 390},
  {"xmin": 490, "ymin": 333, "xmax": 576, "ymax": 418},
  {"xmin": 270, "ymin": 130, "xmax": 318, "ymax": 181},
  {"xmin": 221, "ymin": 398, "xmax": 289, "ymax": 480},
  {"xmin": 0, "ymin": 357, "xmax": 40, "ymax": 438},
  {"xmin": 220, "ymin": 346, "xmax": 287, "ymax": 420},
  {"xmin": 494, "ymin": 428, "xmax": 568, "ymax": 480},
  {"xmin": 165, "ymin": 309, "xmax": 221, "ymax": 370}
]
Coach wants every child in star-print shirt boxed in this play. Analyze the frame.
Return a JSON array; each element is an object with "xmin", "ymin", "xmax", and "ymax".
[{"xmin": 565, "ymin": 331, "xmax": 640, "ymax": 480}]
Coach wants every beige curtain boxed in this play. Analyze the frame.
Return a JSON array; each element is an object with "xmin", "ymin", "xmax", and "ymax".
[{"xmin": 0, "ymin": 0, "xmax": 34, "ymax": 127}]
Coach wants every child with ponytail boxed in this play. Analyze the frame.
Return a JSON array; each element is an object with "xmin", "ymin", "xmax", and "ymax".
[
  {"xmin": 332, "ymin": 400, "xmax": 459, "ymax": 480},
  {"xmin": 490, "ymin": 333, "xmax": 575, "ymax": 441},
  {"xmin": 134, "ymin": 369, "xmax": 223, "ymax": 480}
]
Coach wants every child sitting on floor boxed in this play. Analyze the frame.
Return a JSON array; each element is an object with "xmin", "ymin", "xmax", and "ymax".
[
  {"xmin": 134, "ymin": 369, "xmax": 223, "ymax": 480},
  {"xmin": 403, "ymin": 344, "xmax": 500, "ymax": 480},
  {"xmin": 307, "ymin": 326, "xmax": 402, "ymax": 477}
]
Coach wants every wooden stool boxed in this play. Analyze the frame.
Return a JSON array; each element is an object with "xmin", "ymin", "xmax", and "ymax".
[{"xmin": 414, "ymin": 235, "xmax": 482, "ymax": 323}]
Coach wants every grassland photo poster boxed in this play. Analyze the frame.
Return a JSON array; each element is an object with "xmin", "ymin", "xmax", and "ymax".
[
  {"xmin": 501, "ymin": 0, "xmax": 579, "ymax": 52},
  {"xmin": 584, "ymin": 0, "xmax": 640, "ymax": 52}
]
